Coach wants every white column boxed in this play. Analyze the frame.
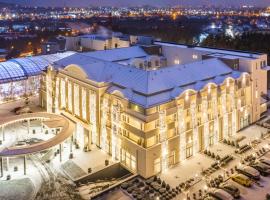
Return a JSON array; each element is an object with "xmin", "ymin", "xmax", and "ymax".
[
  {"xmin": 230, "ymin": 85, "xmax": 237, "ymax": 136},
  {"xmin": 101, "ymin": 98, "xmax": 108, "ymax": 151},
  {"xmin": 76, "ymin": 123, "xmax": 84, "ymax": 148},
  {"xmin": 60, "ymin": 78, "xmax": 66, "ymax": 109},
  {"xmin": 191, "ymin": 100, "xmax": 199, "ymax": 153},
  {"xmin": 221, "ymin": 91, "xmax": 228, "ymax": 139},
  {"xmin": 159, "ymin": 110, "xmax": 168, "ymax": 172},
  {"xmin": 54, "ymin": 77, "xmax": 59, "ymax": 113},
  {"xmin": 81, "ymin": 88, "xmax": 87, "ymax": 120},
  {"xmin": 46, "ymin": 68, "xmax": 53, "ymax": 113},
  {"xmin": 178, "ymin": 105, "xmax": 186, "ymax": 161},
  {"xmin": 202, "ymin": 96, "xmax": 209, "ymax": 149},
  {"xmin": 212, "ymin": 94, "xmax": 219, "ymax": 144},
  {"xmin": 68, "ymin": 81, "xmax": 73, "ymax": 112},
  {"xmin": 90, "ymin": 92, "xmax": 97, "ymax": 144},
  {"xmin": 74, "ymin": 84, "xmax": 80, "ymax": 116},
  {"xmin": 111, "ymin": 105, "xmax": 121, "ymax": 161}
]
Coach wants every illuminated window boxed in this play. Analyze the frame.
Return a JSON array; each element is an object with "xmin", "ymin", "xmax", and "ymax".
[
  {"xmin": 192, "ymin": 54, "xmax": 198, "ymax": 59},
  {"xmin": 174, "ymin": 59, "xmax": 180, "ymax": 64}
]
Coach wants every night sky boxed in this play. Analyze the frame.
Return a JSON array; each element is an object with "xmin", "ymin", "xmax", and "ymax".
[{"xmin": 0, "ymin": 0, "xmax": 269, "ymax": 7}]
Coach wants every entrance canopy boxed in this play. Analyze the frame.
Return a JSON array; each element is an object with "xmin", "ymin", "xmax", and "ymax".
[{"xmin": 0, "ymin": 112, "xmax": 74, "ymax": 157}]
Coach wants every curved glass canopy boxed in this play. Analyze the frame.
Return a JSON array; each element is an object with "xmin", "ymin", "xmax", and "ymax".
[{"xmin": 0, "ymin": 52, "xmax": 75, "ymax": 84}]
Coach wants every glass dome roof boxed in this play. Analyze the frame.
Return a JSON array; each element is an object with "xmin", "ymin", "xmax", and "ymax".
[{"xmin": 0, "ymin": 51, "xmax": 75, "ymax": 84}]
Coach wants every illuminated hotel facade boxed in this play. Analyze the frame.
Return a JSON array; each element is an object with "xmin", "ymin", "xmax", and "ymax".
[{"xmin": 40, "ymin": 43, "xmax": 268, "ymax": 178}]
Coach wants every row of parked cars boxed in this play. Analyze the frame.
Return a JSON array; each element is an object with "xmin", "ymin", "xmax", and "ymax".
[{"xmin": 204, "ymin": 158, "xmax": 270, "ymax": 200}]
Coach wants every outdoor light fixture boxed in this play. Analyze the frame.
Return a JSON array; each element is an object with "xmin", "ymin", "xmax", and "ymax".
[{"xmin": 185, "ymin": 91, "xmax": 189, "ymax": 101}]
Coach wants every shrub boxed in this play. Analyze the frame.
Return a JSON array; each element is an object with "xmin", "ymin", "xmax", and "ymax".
[
  {"xmin": 88, "ymin": 168, "xmax": 92, "ymax": 173},
  {"xmin": 105, "ymin": 160, "xmax": 109, "ymax": 166},
  {"xmin": 162, "ymin": 181, "xmax": 166, "ymax": 187},
  {"xmin": 127, "ymin": 187, "xmax": 133, "ymax": 193}
]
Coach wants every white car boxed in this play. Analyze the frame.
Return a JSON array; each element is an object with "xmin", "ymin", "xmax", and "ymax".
[
  {"xmin": 236, "ymin": 165, "xmax": 260, "ymax": 180},
  {"xmin": 208, "ymin": 188, "xmax": 234, "ymax": 200}
]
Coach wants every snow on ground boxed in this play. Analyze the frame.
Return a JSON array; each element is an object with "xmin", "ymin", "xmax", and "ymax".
[{"xmin": 160, "ymin": 124, "xmax": 270, "ymax": 200}]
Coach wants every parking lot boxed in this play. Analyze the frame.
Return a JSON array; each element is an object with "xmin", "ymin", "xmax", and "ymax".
[{"xmin": 159, "ymin": 123, "xmax": 270, "ymax": 200}]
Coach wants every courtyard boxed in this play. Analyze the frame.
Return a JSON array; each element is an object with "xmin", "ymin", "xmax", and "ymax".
[{"xmin": 0, "ymin": 98, "xmax": 118, "ymax": 200}]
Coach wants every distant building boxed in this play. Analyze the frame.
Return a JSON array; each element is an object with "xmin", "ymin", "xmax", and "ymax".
[
  {"xmin": 65, "ymin": 33, "xmax": 130, "ymax": 51},
  {"xmin": 0, "ymin": 49, "xmax": 7, "ymax": 61},
  {"xmin": 41, "ymin": 36, "xmax": 66, "ymax": 55},
  {"xmin": 65, "ymin": 33, "xmax": 154, "ymax": 51}
]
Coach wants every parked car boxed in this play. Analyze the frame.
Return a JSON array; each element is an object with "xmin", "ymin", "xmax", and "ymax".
[
  {"xmin": 250, "ymin": 162, "xmax": 270, "ymax": 176},
  {"xmin": 220, "ymin": 183, "xmax": 240, "ymax": 198},
  {"xmin": 207, "ymin": 188, "xmax": 234, "ymax": 200},
  {"xmin": 259, "ymin": 158, "xmax": 270, "ymax": 166},
  {"xmin": 231, "ymin": 174, "xmax": 252, "ymax": 187},
  {"xmin": 236, "ymin": 165, "xmax": 260, "ymax": 180},
  {"xmin": 15, "ymin": 106, "xmax": 32, "ymax": 115}
]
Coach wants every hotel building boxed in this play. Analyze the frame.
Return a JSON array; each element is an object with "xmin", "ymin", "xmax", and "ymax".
[{"xmin": 40, "ymin": 43, "xmax": 268, "ymax": 178}]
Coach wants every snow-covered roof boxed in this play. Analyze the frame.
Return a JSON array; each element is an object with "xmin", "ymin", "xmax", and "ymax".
[
  {"xmin": 155, "ymin": 41, "xmax": 263, "ymax": 60},
  {"xmin": 55, "ymin": 48, "xmax": 245, "ymax": 108},
  {"xmin": 80, "ymin": 46, "xmax": 148, "ymax": 62}
]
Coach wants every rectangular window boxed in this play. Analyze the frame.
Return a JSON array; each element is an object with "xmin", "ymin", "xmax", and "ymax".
[{"xmin": 154, "ymin": 158, "xmax": 161, "ymax": 174}]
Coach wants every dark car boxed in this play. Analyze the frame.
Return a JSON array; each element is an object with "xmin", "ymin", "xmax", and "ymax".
[
  {"xmin": 250, "ymin": 162, "xmax": 270, "ymax": 176},
  {"xmin": 259, "ymin": 158, "xmax": 270, "ymax": 166},
  {"xmin": 220, "ymin": 184, "xmax": 240, "ymax": 198},
  {"xmin": 236, "ymin": 165, "xmax": 260, "ymax": 180}
]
